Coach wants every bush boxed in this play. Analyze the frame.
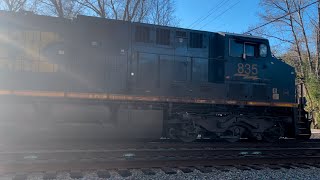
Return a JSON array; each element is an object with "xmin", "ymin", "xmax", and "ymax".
[{"xmin": 305, "ymin": 74, "xmax": 320, "ymax": 128}]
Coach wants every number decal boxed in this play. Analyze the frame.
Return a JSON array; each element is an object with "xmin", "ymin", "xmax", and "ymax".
[
  {"xmin": 251, "ymin": 64, "xmax": 258, "ymax": 75},
  {"xmin": 244, "ymin": 64, "xmax": 251, "ymax": 74},
  {"xmin": 237, "ymin": 63, "xmax": 258, "ymax": 75},
  {"xmin": 237, "ymin": 63, "xmax": 244, "ymax": 74}
]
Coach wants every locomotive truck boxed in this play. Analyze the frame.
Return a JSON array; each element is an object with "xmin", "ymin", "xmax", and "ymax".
[{"xmin": 0, "ymin": 10, "xmax": 311, "ymax": 142}]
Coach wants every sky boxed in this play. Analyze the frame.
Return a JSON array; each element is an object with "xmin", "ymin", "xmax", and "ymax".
[{"xmin": 175, "ymin": 0, "xmax": 261, "ymax": 33}]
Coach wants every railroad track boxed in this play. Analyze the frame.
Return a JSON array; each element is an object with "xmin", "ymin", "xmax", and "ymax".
[
  {"xmin": 1, "ymin": 140, "xmax": 320, "ymax": 179},
  {"xmin": 2, "ymin": 138, "xmax": 320, "ymax": 151}
]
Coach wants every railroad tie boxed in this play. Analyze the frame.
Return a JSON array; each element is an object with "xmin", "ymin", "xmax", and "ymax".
[
  {"xmin": 235, "ymin": 165, "xmax": 251, "ymax": 171},
  {"xmin": 141, "ymin": 168, "xmax": 156, "ymax": 175},
  {"xmin": 213, "ymin": 166, "xmax": 230, "ymax": 172},
  {"xmin": 12, "ymin": 173, "xmax": 28, "ymax": 180},
  {"xmin": 43, "ymin": 171, "xmax": 57, "ymax": 180},
  {"xmin": 69, "ymin": 171, "xmax": 83, "ymax": 179},
  {"xmin": 117, "ymin": 169, "xmax": 132, "ymax": 177},
  {"xmin": 178, "ymin": 167, "xmax": 194, "ymax": 173},
  {"xmin": 265, "ymin": 164, "xmax": 282, "ymax": 170},
  {"xmin": 310, "ymin": 163, "xmax": 320, "ymax": 168},
  {"xmin": 97, "ymin": 170, "xmax": 111, "ymax": 178},
  {"xmin": 292, "ymin": 163, "xmax": 311, "ymax": 169},
  {"xmin": 161, "ymin": 167, "xmax": 177, "ymax": 174},
  {"xmin": 246, "ymin": 165, "xmax": 263, "ymax": 170},
  {"xmin": 195, "ymin": 166, "xmax": 212, "ymax": 173},
  {"xmin": 279, "ymin": 164, "xmax": 295, "ymax": 169}
]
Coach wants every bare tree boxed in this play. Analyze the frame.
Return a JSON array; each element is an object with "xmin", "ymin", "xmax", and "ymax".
[
  {"xmin": 75, "ymin": 0, "xmax": 146, "ymax": 20},
  {"xmin": 148, "ymin": 0, "xmax": 177, "ymax": 26},
  {"xmin": 293, "ymin": 0, "xmax": 313, "ymax": 73},
  {"xmin": 75, "ymin": 0, "xmax": 108, "ymax": 18},
  {"xmin": 284, "ymin": 0, "xmax": 305, "ymax": 75},
  {"xmin": 35, "ymin": 0, "xmax": 82, "ymax": 18},
  {"xmin": 0, "ymin": 0, "xmax": 27, "ymax": 11},
  {"xmin": 255, "ymin": 0, "xmax": 320, "ymax": 127},
  {"xmin": 75, "ymin": 0, "xmax": 177, "ymax": 25},
  {"xmin": 122, "ymin": 0, "xmax": 137, "ymax": 20},
  {"xmin": 47, "ymin": 0, "xmax": 64, "ymax": 17},
  {"xmin": 255, "ymin": 0, "xmax": 317, "ymax": 77},
  {"xmin": 0, "ymin": 0, "xmax": 178, "ymax": 24}
]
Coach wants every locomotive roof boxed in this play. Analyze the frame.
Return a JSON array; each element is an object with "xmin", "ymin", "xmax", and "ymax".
[{"xmin": 218, "ymin": 32, "xmax": 267, "ymax": 40}]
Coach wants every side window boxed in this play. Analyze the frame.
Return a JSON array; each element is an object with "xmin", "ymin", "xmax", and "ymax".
[
  {"xmin": 259, "ymin": 44, "xmax": 268, "ymax": 57},
  {"xmin": 245, "ymin": 43, "xmax": 255, "ymax": 57},
  {"xmin": 230, "ymin": 39, "xmax": 243, "ymax": 57}
]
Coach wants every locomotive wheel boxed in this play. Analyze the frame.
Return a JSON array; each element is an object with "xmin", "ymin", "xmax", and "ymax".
[
  {"xmin": 223, "ymin": 126, "xmax": 247, "ymax": 143},
  {"xmin": 263, "ymin": 126, "xmax": 282, "ymax": 143},
  {"xmin": 168, "ymin": 127, "xmax": 178, "ymax": 140},
  {"xmin": 176, "ymin": 123, "xmax": 200, "ymax": 143}
]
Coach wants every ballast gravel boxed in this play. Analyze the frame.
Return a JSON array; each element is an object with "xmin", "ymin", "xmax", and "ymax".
[{"xmin": 2, "ymin": 167, "xmax": 320, "ymax": 180}]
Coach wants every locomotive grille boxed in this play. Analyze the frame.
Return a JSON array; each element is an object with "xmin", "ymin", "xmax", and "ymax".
[
  {"xmin": 176, "ymin": 31, "xmax": 187, "ymax": 38},
  {"xmin": 135, "ymin": 26, "xmax": 150, "ymax": 43},
  {"xmin": 190, "ymin": 32, "xmax": 203, "ymax": 48},
  {"xmin": 156, "ymin": 28, "xmax": 171, "ymax": 45}
]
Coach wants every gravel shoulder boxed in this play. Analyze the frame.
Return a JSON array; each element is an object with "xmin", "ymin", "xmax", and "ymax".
[{"xmin": 311, "ymin": 129, "xmax": 320, "ymax": 139}]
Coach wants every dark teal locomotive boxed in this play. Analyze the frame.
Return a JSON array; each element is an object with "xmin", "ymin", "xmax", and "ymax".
[{"xmin": 0, "ymin": 11, "xmax": 311, "ymax": 142}]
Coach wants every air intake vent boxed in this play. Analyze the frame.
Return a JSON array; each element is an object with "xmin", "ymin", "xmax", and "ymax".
[
  {"xmin": 190, "ymin": 32, "xmax": 203, "ymax": 48},
  {"xmin": 156, "ymin": 28, "xmax": 170, "ymax": 45},
  {"xmin": 176, "ymin": 31, "xmax": 187, "ymax": 38},
  {"xmin": 135, "ymin": 26, "xmax": 150, "ymax": 43}
]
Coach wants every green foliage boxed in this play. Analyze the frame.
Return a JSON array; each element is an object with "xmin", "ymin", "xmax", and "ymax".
[{"xmin": 305, "ymin": 74, "xmax": 320, "ymax": 127}]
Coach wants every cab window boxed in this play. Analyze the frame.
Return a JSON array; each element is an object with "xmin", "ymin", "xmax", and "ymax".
[
  {"xmin": 245, "ymin": 43, "xmax": 255, "ymax": 57},
  {"xmin": 229, "ymin": 39, "xmax": 243, "ymax": 57},
  {"xmin": 229, "ymin": 39, "xmax": 267, "ymax": 58}
]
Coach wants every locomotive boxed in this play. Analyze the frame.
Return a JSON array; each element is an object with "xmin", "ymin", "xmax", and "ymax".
[{"xmin": 0, "ymin": 10, "xmax": 311, "ymax": 142}]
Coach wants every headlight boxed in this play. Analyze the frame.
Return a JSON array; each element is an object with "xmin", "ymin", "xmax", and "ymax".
[{"xmin": 259, "ymin": 44, "xmax": 267, "ymax": 57}]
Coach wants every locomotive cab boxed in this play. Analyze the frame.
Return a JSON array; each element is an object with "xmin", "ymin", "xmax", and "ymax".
[
  {"xmin": 216, "ymin": 33, "xmax": 296, "ymax": 105},
  {"xmin": 217, "ymin": 33, "xmax": 271, "ymax": 102}
]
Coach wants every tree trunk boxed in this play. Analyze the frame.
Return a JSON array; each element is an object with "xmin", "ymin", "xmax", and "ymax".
[
  {"xmin": 285, "ymin": 0, "xmax": 304, "ymax": 76},
  {"xmin": 51, "ymin": 0, "xmax": 64, "ymax": 18},
  {"xmin": 294, "ymin": 0, "xmax": 313, "ymax": 74}
]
